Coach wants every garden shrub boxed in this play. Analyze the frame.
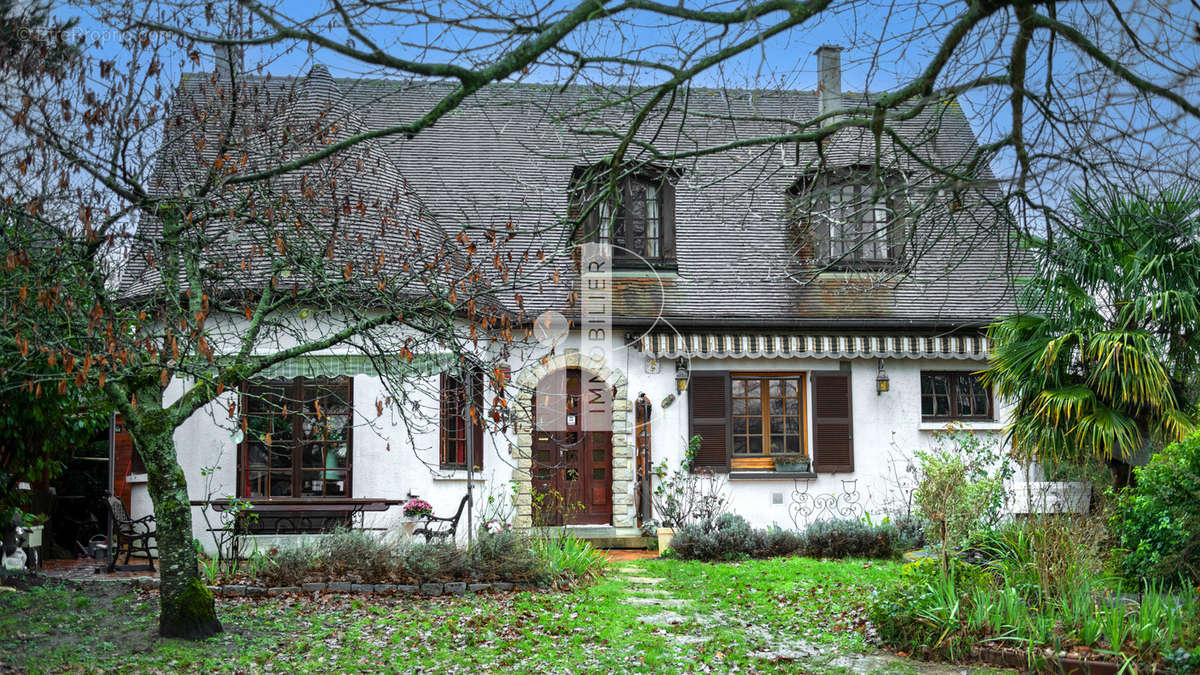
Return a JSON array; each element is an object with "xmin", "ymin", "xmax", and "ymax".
[
  {"xmin": 466, "ymin": 530, "xmax": 546, "ymax": 582},
  {"xmin": 757, "ymin": 526, "xmax": 804, "ymax": 558},
  {"xmin": 399, "ymin": 541, "xmax": 464, "ymax": 582},
  {"xmin": 800, "ymin": 518, "xmax": 896, "ymax": 559},
  {"xmin": 969, "ymin": 516, "xmax": 1105, "ymax": 599},
  {"xmin": 672, "ymin": 514, "xmax": 901, "ymax": 561},
  {"xmin": 1111, "ymin": 433, "xmax": 1200, "ymax": 587},
  {"xmin": 914, "ymin": 443, "xmax": 1007, "ymax": 572},
  {"xmin": 670, "ymin": 513, "xmax": 760, "ymax": 560},
  {"xmin": 533, "ymin": 535, "xmax": 608, "ymax": 583},
  {"xmin": 869, "ymin": 558, "xmax": 991, "ymax": 656},
  {"xmin": 889, "ymin": 514, "xmax": 927, "ymax": 552},
  {"xmin": 259, "ymin": 542, "xmax": 318, "ymax": 587},
  {"xmin": 316, "ymin": 527, "xmax": 395, "ymax": 581},
  {"xmin": 871, "ymin": 525, "xmax": 1200, "ymax": 668}
]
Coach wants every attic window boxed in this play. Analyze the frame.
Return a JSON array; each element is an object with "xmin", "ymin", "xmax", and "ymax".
[
  {"xmin": 571, "ymin": 165, "xmax": 677, "ymax": 268},
  {"xmin": 790, "ymin": 167, "xmax": 906, "ymax": 270}
]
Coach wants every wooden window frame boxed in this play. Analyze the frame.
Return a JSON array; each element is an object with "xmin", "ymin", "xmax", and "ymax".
[
  {"xmin": 571, "ymin": 165, "xmax": 677, "ymax": 268},
  {"xmin": 920, "ymin": 370, "xmax": 993, "ymax": 422},
  {"xmin": 790, "ymin": 167, "xmax": 907, "ymax": 271},
  {"xmin": 238, "ymin": 377, "xmax": 354, "ymax": 500},
  {"xmin": 440, "ymin": 368, "xmax": 485, "ymax": 470},
  {"xmin": 729, "ymin": 372, "xmax": 808, "ymax": 471}
]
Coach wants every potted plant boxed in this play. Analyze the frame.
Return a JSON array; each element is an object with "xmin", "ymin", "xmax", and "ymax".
[
  {"xmin": 400, "ymin": 498, "xmax": 433, "ymax": 535},
  {"xmin": 772, "ymin": 453, "xmax": 810, "ymax": 473}
]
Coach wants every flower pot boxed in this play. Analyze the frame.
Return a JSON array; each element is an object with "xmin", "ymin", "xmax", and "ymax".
[
  {"xmin": 657, "ymin": 527, "xmax": 675, "ymax": 555},
  {"xmin": 773, "ymin": 456, "xmax": 810, "ymax": 473},
  {"xmin": 400, "ymin": 521, "xmax": 417, "ymax": 536}
]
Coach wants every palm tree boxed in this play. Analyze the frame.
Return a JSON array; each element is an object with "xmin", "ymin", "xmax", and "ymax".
[{"xmin": 982, "ymin": 185, "xmax": 1200, "ymax": 489}]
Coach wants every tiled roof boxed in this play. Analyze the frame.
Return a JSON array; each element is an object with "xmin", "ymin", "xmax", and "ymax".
[{"xmin": 125, "ymin": 69, "xmax": 1023, "ymax": 329}]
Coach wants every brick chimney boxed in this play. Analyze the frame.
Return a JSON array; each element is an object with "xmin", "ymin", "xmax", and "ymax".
[{"xmin": 815, "ymin": 45, "xmax": 842, "ymax": 127}]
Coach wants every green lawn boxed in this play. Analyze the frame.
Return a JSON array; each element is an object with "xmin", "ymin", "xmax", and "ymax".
[{"xmin": 0, "ymin": 557, "xmax": 1007, "ymax": 673}]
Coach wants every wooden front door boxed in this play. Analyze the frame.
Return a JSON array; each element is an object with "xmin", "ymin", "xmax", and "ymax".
[{"xmin": 531, "ymin": 369, "xmax": 613, "ymax": 526}]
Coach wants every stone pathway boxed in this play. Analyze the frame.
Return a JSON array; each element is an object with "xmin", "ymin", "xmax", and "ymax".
[{"xmin": 608, "ymin": 562, "xmax": 1006, "ymax": 674}]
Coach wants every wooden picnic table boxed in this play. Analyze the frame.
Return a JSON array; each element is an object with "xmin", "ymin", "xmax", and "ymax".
[
  {"xmin": 189, "ymin": 498, "xmax": 410, "ymax": 542},
  {"xmin": 189, "ymin": 497, "xmax": 407, "ymax": 513}
]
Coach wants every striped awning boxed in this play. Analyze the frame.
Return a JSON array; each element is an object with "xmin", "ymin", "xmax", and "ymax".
[{"xmin": 637, "ymin": 333, "xmax": 990, "ymax": 360}]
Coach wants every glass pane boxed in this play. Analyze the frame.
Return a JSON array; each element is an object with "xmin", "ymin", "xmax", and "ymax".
[
  {"xmin": 748, "ymin": 437, "xmax": 763, "ymax": 454},
  {"xmin": 786, "ymin": 416, "xmax": 799, "ymax": 434},
  {"xmin": 593, "ymin": 468, "xmax": 605, "ymax": 480},
  {"xmin": 748, "ymin": 417, "xmax": 762, "ymax": 435},
  {"xmin": 935, "ymin": 395, "xmax": 950, "ymax": 417},
  {"xmin": 302, "ymin": 443, "xmax": 323, "ymax": 468},
  {"xmin": 786, "ymin": 436, "xmax": 800, "ymax": 453},
  {"xmin": 269, "ymin": 473, "xmax": 292, "ymax": 497},
  {"xmin": 957, "ymin": 382, "xmax": 973, "ymax": 416},
  {"xmin": 746, "ymin": 380, "xmax": 760, "ymax": 396},
  {"xmin": 770, "ymin": 416, "xmax": 784, "ymax": 434},
  {"xmin": 747, "ymin": 396, "xmax": 761, "ymax": 415},
  {"xmin": 593, "ymin": 448, "xmax": 606, "ymax": 463},
  {"xmin": 733, "ymin": 418, "xmax": 747, "ymax": 434},
  {"xmin": 270, "ymin": 445, "xmax": 292, "ymax": 469},
  {"xmin": 786, "ymin": 399, "xmax": 799, "ymax": 417},
  {"xmin": 769, "ymin": 379, "xmax": 782, "ymax": 396},
  {"xmin": 246, "ymin": 470, "xmax": 267, "ymax": 497},
  {"xmin": 784, "ymin": 379, "xmax": 798, "ymax": 396},
  {"xmin": 324, "ymin": 471, "xmax": 347, "ymax": 496},
  {"xmin": 922, "ymin": 397, "xmax": 933, "ymax": 417},
  {"xmin": 770, "ymin": 398, "xmax": 784, "ymax": 415},
  {"xmin": 732, "ymin": 398, "xmax": 747, "ymax": 415},
  {"xmin": 770, "ymin": 435, "xmax": 784, "ymax": 453},
  {"xmin": 733, "ymin": 437, "xmax": 747, "ymax": 455},
  {"xmin": 646, "ymin": 185, "xmax": 660, "ymax": 258},
  {"xmin": 301, "ymin": 470, "xmax": 324, "ymax": 497},
  {"xmin": 975, "ymin": 394, "xmax": 989, "ymax": 415},
  {"xmin": 246, "ymin": 443, "xmax": 268, "ymax": 468},
  {"xmin": 326, "ymin": 444, "xmax": 348, "ymax": 470},
  {"xmin": 932, "ymin": 376, "xmax": 948, "ymax": 395},
  {"xmin": 732, "ymin": 379, "xmax": 745, "ymax": 396},
  {"xmin": 921, "ymin": 376, "xmax": 933, "ymax": 397}
]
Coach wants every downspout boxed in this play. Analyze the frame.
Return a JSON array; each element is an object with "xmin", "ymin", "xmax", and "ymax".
[{"xmin": 464, "ymin": 370, "xmax": 475, "ymax": 547}]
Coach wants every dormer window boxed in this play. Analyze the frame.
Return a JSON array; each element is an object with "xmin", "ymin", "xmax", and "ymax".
[
  {"xmin": 790, "ymin": 167, "xmax": 906, "ymax": 270},
  {"xmin": 571, "ymin": 165, "xmax": 677, "ymax": 268}
]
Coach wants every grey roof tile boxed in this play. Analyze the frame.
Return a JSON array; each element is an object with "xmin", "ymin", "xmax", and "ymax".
[{"xmin": 126, "ymin": 71, "xmax": 1023, "ymax": 329}]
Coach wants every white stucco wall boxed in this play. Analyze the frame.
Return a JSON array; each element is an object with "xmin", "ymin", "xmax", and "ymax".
[{"xmin": 130, "ymin": 328, "xmax": 1015, "ymax": 554}]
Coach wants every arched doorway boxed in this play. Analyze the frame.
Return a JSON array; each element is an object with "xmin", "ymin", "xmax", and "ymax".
[{"xmin": 531, "ymin": 368, "xmax": 613, "ymax": 526}]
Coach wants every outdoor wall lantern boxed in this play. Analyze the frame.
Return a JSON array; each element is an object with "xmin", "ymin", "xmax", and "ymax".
[
  {"xmin": 674, "ymin": 358, "xmax": 689, "ymax": 392},
  {"xmin": 876, "ymin": 358, "xmax": 890, "ymax": 395}
]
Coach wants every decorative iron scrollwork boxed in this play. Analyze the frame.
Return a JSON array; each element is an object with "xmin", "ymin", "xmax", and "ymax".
[{"xmin": 788, "ymin": 479, "xmax": 864, "ymax": 529}]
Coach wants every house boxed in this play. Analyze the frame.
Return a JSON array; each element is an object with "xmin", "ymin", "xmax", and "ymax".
[{"xmin": 123, "ymin": 46, "xmax": 1020, "ymax": 551}]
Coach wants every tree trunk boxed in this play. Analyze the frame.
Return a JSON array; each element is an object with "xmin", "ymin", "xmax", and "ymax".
[
  {"xmin": 1108, "ymin": 458, "xmax": 1135, "ymax": 492},
  {"xmin": 132, "ymin": 418, "xmax": 222, "ymax": 639}
]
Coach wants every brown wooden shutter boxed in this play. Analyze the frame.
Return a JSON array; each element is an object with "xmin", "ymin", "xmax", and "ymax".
[
  {"xmin": 661, "ymin": 176, "xmax": 676, "ymax": 260},
  {"xmin": 471, "ymin": 369, "xmax": 485, "ymax": 469},
  {"xmin": 688, "ymin": 371, "xmax": 730, "ymax": 472},
  {"xmin": 811, "ymin": 372, "xmax": 853, "ymax": 473}
]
